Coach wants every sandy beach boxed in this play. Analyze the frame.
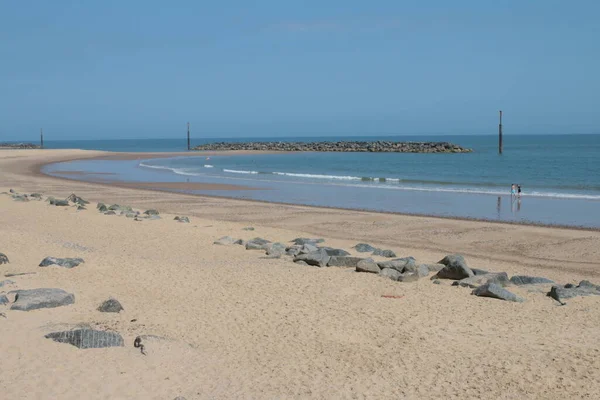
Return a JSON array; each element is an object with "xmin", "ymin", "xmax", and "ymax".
[{"xmin": 1, "ymin": 149, "xmax": 600, "ymax": 399}]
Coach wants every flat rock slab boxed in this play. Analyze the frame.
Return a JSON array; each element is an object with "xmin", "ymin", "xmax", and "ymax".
[
  {"xmin": 453, "ymin": 272, "xmax": 510, "ymax": 288},
  {"xmin": 472, "ymin": 283, "xmax": 524, "ymax": 302},
  {"xmin": 435, "ymin": 254, "xmax": 474, "ymax": 280},
  {"xmin": 377, "ymin": 257, "xmax": 416, "ymax": 272},
  {"xmin": 548, "ymin": 280, "xmax": 600, "ymax": 303},
  {"xmin": 353, "ymin": 243, "xmax": 376, "ymax": 253},
  {"xmin": 98, "ymin": 298, "xmax": 124, "ymax": 313},
  {"xmin": 0, "ymin": 253, "xmax": 10, "ymax": 264},
  {"xmin": 39, "ymin": 257, "xmax": 84, "ymax": 269},
  {"xmin": 143, "ymin": 209, "xmax": 160, "ymax": 216},
  {"xmin": 510, "ymin": 275, "xmax": 555, "ymax": 285},
  {"xmin": 379, "ymin": 268, "xmax": 401, "ymax": 281},
  {"xmin": 372, "ymin": 249, "xmax": 397, "ymax": 258},
  {"xmin": 45, "ymin": 329, "xmax": 124, "ymax": 349},
  {"xmin": 294, "ymin": 249, "xmax": 330, "ymax": 268},
  {"xmin": 327, "ymin": 256, "xmax": 365, "ymax": 268},
  {"xmin": 11, "ymin": 288, "xmax": 75, "ymax": 311},
  {"xmin": 356, "ymin": 259, "xmax": 380, "ymax": 274},
  {"xmin": 214, "ymin": 236, "xmax": 241, "ymax": 246},
  {"xmin": 291, "ymin": 238, "xmax": 325, "ymax": 245}
]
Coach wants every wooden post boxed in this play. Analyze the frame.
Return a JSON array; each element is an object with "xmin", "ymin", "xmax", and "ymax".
[
  {"xmin": 187, "ymin": 122, "xmax": 190, "ymax": 151},
  {"xmin": 40, "ymin": 128, "xmax": 44, "ymax": 149},
  {"xmin": 498, "ymin": 110, "xmax": 503, "ymax": 154}
]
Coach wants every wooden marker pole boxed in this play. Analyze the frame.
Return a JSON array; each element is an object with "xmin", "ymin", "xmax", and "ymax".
[
  {"xmin": 498, "ymin": 110, "xmax": 503, "ymax": 154},
  {"xmin": 40, "ymin": 128, "xmax": 44, "ymax": 149},
  {"xmin": 187, "ymin": 122, "xmax": 190, "ymax": 151}
]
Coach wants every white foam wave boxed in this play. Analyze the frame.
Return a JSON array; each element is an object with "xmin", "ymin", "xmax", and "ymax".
[
  {"xmin": 204, "ymin": 164, "xmax": 214, "ymax": 168},
  {"xmin": 272, "ymin": 172, "xmax": 362, "ymax": 180},
  {"xmin": 223, "ymin": 169, "xmax": 259, "ymax": 174}
]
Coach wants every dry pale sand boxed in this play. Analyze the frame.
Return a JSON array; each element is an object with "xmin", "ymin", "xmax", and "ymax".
[{"xmin": 1, "ymin": 149, "xmax": 600, "ymax": 400}]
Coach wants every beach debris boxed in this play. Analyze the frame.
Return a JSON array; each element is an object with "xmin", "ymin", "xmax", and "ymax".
[
  {"xmin": 379, "ymin": 268, "xmax": 402, "ymax": 281},
  {"xmin": 242, "ymin": 227, "xmax": 255, "ymax": 231},
  {"xmin": 510, "ymin": 275, "xmax": 555, "ymax": 286},
  {"xmin": 134, "ymin": 336, "xmax": 146, "ymax": 355},
  {"xmin": 214, "ymin": 236, "xmax": 242, "ymax": 246},
  {"xmin": 66, "ymin": 193, "xmax": 89, "ymax": 206},
  {"xmin": 0, "ymin": 294, "xmax": 8, "ymax": 305},
  {"xmin": 39, "ymin": 257, "xmax": 84, "ymax": 269},
  {"xmin": 143, "ymin": 209, "xmax": 159, "ymax": 216},
  {"xmin": 472, "ymin": 283, "xmax": 525, "ymax": 302},
  {"xmin": 291, "ymin": 238, "xmax": 325, "ymax": 246},
  {"xmin": 377, "ymin": 257, "xmax": 416, "ymax": 272},
  {"xmin": 174, "ymin": 216, "xmax": 190, "ymax": 223},
  {"xmin": 320, "ymin": 248, "xmax": 351, "ymax": 257},
  {"xmin": 353, "ymin": 243, "xmax": 376, "ymax": 253},
  {"xmin": 381, "ymin": 295, "xmax": 404, "ymax": 299},
  {"xmin": 45, "ymin": 329, "xmax": 124, "ymax": 349},
  {"xmin": 397, "ymin": 272, "xmax": 420, "ymax": 283},
  {"xmin": 372, "ymin": 248, "xmax": 397, "ymax": 258},
  {"xmin": 434, "ymin": 254, "xmax": 474, "ymax": 280},
  {"xmin": 0, "ymin": 279, "xmax": 15, "ymax": 288},
  {"xmin": 327, "ymin": 256, "xmax": 366, "ymax": 268},
  {"xmin": 98, "ymin": 298, "xmax": 124, "ymax": 313},
  {"xmin": 10, "ymin": 288, "xmax": 75, "ymax": 311},
  {"xmin": 245, "ymin": 237, "xmax": 272, "ymax": 250},
  {"xmin": 293, "ymin": 249, "xmax": 331, "ymax": 267},
  {"xmin": 356, "ymin": 258, "xmax": 381, "ymax": 274},
  {"xmin": 0, "ymin": 252, "xmax": 9, "ymax": 264},
  {"xmin": 452, "ymin": 272, "xmax": 510, "ymax": 289},
  {"xmin": 548, "ymin": 280, "xmax": 600, "ymax": 304}
]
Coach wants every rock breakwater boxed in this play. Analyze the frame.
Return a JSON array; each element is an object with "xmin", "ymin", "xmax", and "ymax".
[
  {"xmin": 0, "ymin": 142, "xmax": 40, "ymax": 149},
  {"xmin": 192, "ymin": 141, "xmax": 472, "ymax": 153}
]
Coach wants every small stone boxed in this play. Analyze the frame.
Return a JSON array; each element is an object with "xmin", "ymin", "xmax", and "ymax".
[
  {"xmin": 98, "ymin": 204, "xmax": 108, "ymax": 212},
  {"xmin": 356, "ymin": 258, "xmax": 380, "ymax": 273},
  {"xmin": 242, "ymin": 227, "xmax": 255, "ymax": 231},
  {"xmin": 98, "ymin": 298, "xmax": 124, "ymax": 313},
  {"xmin": 432, "ymin": 280, "xmax": 442, "ymax": 285},
  {"xmin": 472, "ymin": 283, "xmax": 524, "ymax": 302},
  {"xmin": 321, "ymin": 248, "xmax": 351, "ymax": 257},
  {"xmin": 379, "ymin": 268, "xmax": 401, "ymax": 281},
  {"xmin": 0, "ymin": 279, "xmax": 15, "ymax": 287},
  {"xmin": 327, "ymin": 256, "xmax": 365, "ymax": 267},
  {"xmin": 510, "ymin": 276, "xmax": 555, "ymax": 285},
  {"xmin": 45, "ymin": 329, "xmax": 124, "ymax": 349},
  {"xmin": 372, "ymin": 249, "xmax": 396, "ymax": 258},
  {"xmin": 294, "ymin": 260, "xmax": 309, "ymax": 266},
  {"xmin": 291, "ymin": 238, "xmax": 325, "ymax": 245},
  {"xmin": 397, "ymin": 272, "xmax": 420, "ymax": 283},
  {"xmin": 214, "ymin": 236, "xmax": 239, "ymax": 246},
  {"xmin": 0, "ymin": 294, "xmax": 8, "ymax": 305},
  {"xmin": 378, "ymin": 257, "xmax": 416, "ymax": 272},
  {"xmin": 294, "ymin": 249, "xmax": 330, "ymax": 268},
  {"xmin": 353, "ymin": 243, "xmax": 376, "ymax": 253},
  {"xmin": 104, "ymin": 210, "xmax": 116, "ymax": 215},
  {"xmin": 453, "ymin": 272, "xmax": 510, "ymax": 289},
  {"xmin": 174, "ymin": 216, "xmax": 190, "ymax": 223},
  {"xmin": 11, "ymin": 288, "xmax": 75, "ymax": 311},
  {"xmin": 0, "ymin": 253, "xmax": 9, "ymax": 264},
  {"xmin": 53, "ymin": 199, "xmax": 69, "ymax": 206},
  {"xmin": 435, "ymin": 254, "xmax": 473, "ymax": 280},
  {"xmin": 548, "ymin": 280, "xmax": 600, "ymax": 303},
  {"xmin": 39, "ymin": 257, "xmax": 84, "ymax": 269},
  {"xmin": 472, "ymin": 268, "xmax": 489, "ymax": 276}
]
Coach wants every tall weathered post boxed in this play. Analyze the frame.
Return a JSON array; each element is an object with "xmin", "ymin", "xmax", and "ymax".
[
  {"xmin": 40, "ymin": 128, "xmax": 44, "ymax": 149},
  {"xmin": 498, "ymin": 110, "xmax": 503, "ymax": 154},
  {"xmin": 187, "ymin": 122, "xmax": 190, "ymax": 151}
]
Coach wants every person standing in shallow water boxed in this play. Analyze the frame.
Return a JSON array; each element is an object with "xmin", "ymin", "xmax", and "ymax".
[
  {"xmin": 517, "ymin": 185, "xmax": 522, "ymax": 198},
  {"xmin": 511, "ymin": 184, "xmax": 516, "ymax": 198}
]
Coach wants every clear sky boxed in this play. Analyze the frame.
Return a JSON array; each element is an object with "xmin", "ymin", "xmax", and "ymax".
[{"xmin": 1, "ymin": 0, "xmax": 599, "ymax": 140}]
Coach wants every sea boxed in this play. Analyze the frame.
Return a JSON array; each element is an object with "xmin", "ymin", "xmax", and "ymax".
[{"xmin": 38, "ymin": 134, "xmax": 600, "ymax": 228}]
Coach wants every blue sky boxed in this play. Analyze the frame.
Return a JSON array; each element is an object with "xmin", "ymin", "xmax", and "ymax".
[{"xmin": 1, "ymin": 0, "xmax": 599, "ymax": 140}]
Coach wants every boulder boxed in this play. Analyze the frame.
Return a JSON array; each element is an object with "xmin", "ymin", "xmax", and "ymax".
[
  {"xmin": 98, "ymin": 298, "xmax": 124, "ymax": 313},
  {"xmin": 246, "ymin": 241, "xmax": 270, "ymax": 250},
  {"xmin": 356, "ymin": 258, "xmax": 380, "ymax": 274},
  {"xmin": 297, "ymin": 244, "xmax": 319, "ymax": 255},
  {"xmin": 11, "ymin": 288, "xmax": 75, "ymax": 311},
  {"xmin": 510, "ymin": 276, "xmax": 555, "ymax": 286},
  {"xmin": 416, "ymin": 264, "xmax": 430, "ymax": 278},
  {"xmin": 291, "ymin": 238, "xmax": 325, "ymax": 245},
  {"xmin": 379, "ymin": 268, "xmax": 401, "ymax": 281},
  {"xmin": 12, "ymin": 194, "xmax": 29, "ymax": 202},
  {"xmin": 0, "ymin": 294, "xmax": 8, "ymax": 305},
  {"xmin": 66, "ymin": 194, "xmax": 89, "ymax": 205},
  {"xmin": 285, "ymin": 245, "xmax": 301, "ymax": 257},
  {"xmin": 45, "ymin": 329, "xmax": 124, "ymax": 349},
  {"xmin": 472, "ymin": 283, "xmax": 524, "ymax": 302},
  {"xmin": 266, "ymin": 243, "xmax": 286, "ymax": 257},
  {"xmin": 353, "ymin": 243, "xmax": 376, "ymax": 253},
  {"xmin": 472, "ymin": 268, "xmax": 489, "ymax": 276},
  {"xmin": 0, "ymin": 252, "xmax": 9, "ymax": 264},
  {"xmin": 39, "ymin": 257, "xmax": 84, "ymax": 269},
  {"xmin": 453, "ymin": 272, "xmax": 510, "ymax": 288},
  {"xmin": 321, "ymin": 248, "xmax": 351, "ymax": 257},
  {"xmin": 174, "ymin": 216, "xmax": 190, "ymax": 223},
  {"xmin": 423, "ymin": 263, "xmax": 445, "ymax": 273},
  {"xmin": 378, "ymin": 257, "xmax": 416, "ymax": 272},
  {"xmin": 435, "ymin": 254, "xmax": 473, "ymax": 280},
  {"xmin": 327, "ymin": 256, "xmax": 365, "ymax": 268},
  {"xmin": 30, "ymin": 193, "xmax": 43, "ymax": 200},
  {"xmin": 144, "ymin": 209, "xmax": 160, "ymax": 216},
  {"xmin": 548, "ymin": 280, "xmax": 600, "ymax": 303},
  {"xmin": 98, "ymin": 204, "xmax": 108, "ymax": 212},
  {"xmin": 213, "ymin": 236, "xmax": 239, "ymax": 245},
  {"xmin": 397, "ymin": 272, "xmax": 420, "ymax": 283},
  {"xmin": 372, "ymin": 249, "xmax": 397, "ymax": 258},
  {"xmin": 104, "ymin": 210, "xmax": 116, "ymax": 215},
  {"xmin": 52, "ymin": 199, "xmax": 69, "ymax": 206},
  {"xmin": 294, "ymin": 249, "xmax": 330, "ymax": 268},
  {"xmin": 125, "ymin": 212, "xmax": 138, "ymax": 218}
]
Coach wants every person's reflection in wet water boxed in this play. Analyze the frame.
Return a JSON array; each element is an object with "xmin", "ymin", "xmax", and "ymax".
[{"xmin": 497, "ymin": 196, "xmax": 501, "ymax": 218}]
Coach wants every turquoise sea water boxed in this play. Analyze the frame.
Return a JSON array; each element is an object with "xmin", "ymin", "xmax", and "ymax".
[{"xmin": 42, "ymin": 134, "xmax": 600, "ymax": 227}]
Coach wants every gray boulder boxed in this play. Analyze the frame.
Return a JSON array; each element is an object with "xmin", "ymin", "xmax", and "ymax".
[
  {"xmin": 11, "ymin": 288, "xmax": 75, "ymax": 311},
  {"xmin": 397, "ymin": 272, "xmax": 420, "ymax": 283},
  {"xmin": 353, "ymin": 243, "xmax": 376, "ymax": 253},
  {"xmin": 39, "ymin": 257, "xmax": 84, "ymax": 269},
  {"xmin": 0, "ymin": 294, "xmax": 8, "ymax": 305},
  {"xmin": 30, "ymin": 193, "xmax": 43, "ymax": 200},
  {"xmin": 356, "ymin": 258, "xmax": 380, "ymax": 274},
  {"xmin": 435, "ymin": 254, "xmax": 474, "ymax": 280},
  {"xmin": 510, "ymin": 275, "xmax": 555, "ymax": 285},
  {"xmin": 379, "ymin": 268, "xmax": 401, "ymax": 281},
  {"xmin": 98, "ymin": 204, "xmax": 108, "ymax": 212},
  {"xmin": 472, "ymin": 268, "xmax": 489, "ymax": 276},
  {"xmin": 214, "ymin": 236, "xmax": 239, "ymax": 245},
  {"xmin": 291, "ymin": 238, "xmax": 325, "ymax": 245},
  {"xmin": 104, "ymin": 210, "xmax": 116, "ymax": 215},
  {"xmin": 0, "ymin": 252, "xmax": 9, "ymax": 264},
  {"xmin": 285, "ymin": 245, "xmax": 301, "ymax": 257},
  {"xmin": 548, "ymin": 280, "xmax": 600, "ymax": 303},
  {"xmin": 52, "ymin": 199, "xmax": 69, "ymax": 206},
  {"xmin": 143, "ymin": 209, "xmax": 159, "ymax": 216},
  {"xmin": 321, "ymin": 248, "xmax": 351, "ymax": 257},
  {"xmin": 66, "ymin": 194, "xmax": 89, "ymax": 205},
  {"xmin": 45, "ymin": 329, "xmax": 124, "ymax": 349},
  {"xmin": 377, "ymin": 257, "xmax": 416, "ymax": 272},
  {"xmin": 98, "ymin": 298, "xmax": 124, "ymax": 313},
  {"xmin": 12, "ymin": 194, "xmax": 29, "ymax": 202},
  {"xmin": 174, "ymin": 216, "xmax": 190, "ymax": 223},
  {"xmin": 472, "ymin": 283, "xmax": 524, "ymax": 302},
  {"xmin": 423, "ymin": 263, "xmax": 445, "ymax": 272},
  {"xmin": 266, "ymin": 243, "xmax": 286, "ymax": 257},
  {"xmin": 372, "ymin": 249, "xmax": 397, "ymax": 258},
  {"xmin": 327, "ymin": 256, "xmax": 365, "ymax": 268},
  {"xmin": 416, "ymin": 264, "xmax": 430, "ymax": 277},
  {"xmin": 298, "ymin": 244, "xmax": 319, "ymax": 254},
  {"xmin": 294, "ymin": 249, "xmax": 330, "ymax": 268},
  {"xmin": 453, "ymin": 272, "xmax": 510, "ymax": 288}
]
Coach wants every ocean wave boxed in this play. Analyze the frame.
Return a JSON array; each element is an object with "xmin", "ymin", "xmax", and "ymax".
[
  {"xmin": 223, "ymin": 169, "xmax": 259, "ymax": 174},
  {"xmin": 204, "ymin": 164, "xmax": 214, "ymax": 168}
]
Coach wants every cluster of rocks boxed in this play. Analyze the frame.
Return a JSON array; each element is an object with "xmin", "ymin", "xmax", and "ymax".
[
  {"xmin": 212, "ymin": 236, "xmax": 600, "ymax": 305},
  {"xmin": 0, "ymin": 142, "xmax": 40, "ymax": 149},
  {"xmin": 192, "ymin": 141, "xmax": 473, "ymax": 153}
]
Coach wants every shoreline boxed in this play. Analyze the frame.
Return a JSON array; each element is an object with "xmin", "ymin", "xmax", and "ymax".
[{"xmin": 37, "ymin": 150, "xmax": 600, "ymax": 232}]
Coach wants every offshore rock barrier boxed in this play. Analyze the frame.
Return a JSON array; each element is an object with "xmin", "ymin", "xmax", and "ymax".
[
  {"xmin": 192, "ymin": 141, "xmax": 472, "ymax": 153},
  {"xmin": 0, "ymin": 142, "xmax": 40, "ymax": 149}
]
